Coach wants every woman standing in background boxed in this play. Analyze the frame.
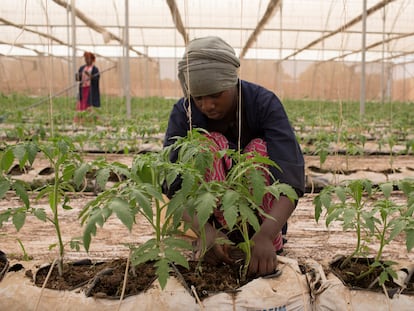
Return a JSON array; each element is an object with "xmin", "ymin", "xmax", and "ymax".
[{"xmin": 75, "ymin": 51, "xmax": 101, "ymax": 111}]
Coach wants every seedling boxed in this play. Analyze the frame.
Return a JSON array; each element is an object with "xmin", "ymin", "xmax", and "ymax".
[
  {"xmin": 314, "ymin": 179, "xmax": 414, "ymax": 285},
  {"xmin": 167, "ymin": 129, "xmax": 298, "ymax": 281},
  {"xmin": 0, "ymin": 138, "xmax": 88, "ymax": 275},
  {"xmin": 80, "ymin": 151, "xmax": 192, "ymax": 290}
]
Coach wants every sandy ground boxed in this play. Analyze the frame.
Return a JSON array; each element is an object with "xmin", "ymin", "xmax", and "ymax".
[{"xmin": 1, "ymin": 154, "xmax": 414, "ymax": 265}]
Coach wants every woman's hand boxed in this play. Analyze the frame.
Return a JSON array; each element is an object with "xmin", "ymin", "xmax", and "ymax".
[
  {"xmin": 193, "ymin": 222, "xmax": 234, "ymax": 266},
  {"xmin": 248, "ymin": 232, "xmax": 278, "ymax": 277}
]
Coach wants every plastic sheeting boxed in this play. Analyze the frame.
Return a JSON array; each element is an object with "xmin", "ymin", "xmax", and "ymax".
[
  {"xmin": 306, "ymin": 259, "xmax": 414, "ymax": 311},
  {"xmin": 0, "ymin": 256, "xmax": 311, "ymax": 311}
]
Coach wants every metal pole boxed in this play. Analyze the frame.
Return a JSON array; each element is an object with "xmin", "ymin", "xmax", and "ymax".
[
  {"xmin": 71, "ymin": 0, "xmax": 77, "ymax": 97},
  {"xmin": 381, "ymin": 5, "xmax": 385, "ymax": 104},
  {"xmin": 360, "ymin": 0, "xmax": 367, "ymax": 116},
  {"xmin": 124, "ymin": 0, "xmax": 131, "ymax": 119}
]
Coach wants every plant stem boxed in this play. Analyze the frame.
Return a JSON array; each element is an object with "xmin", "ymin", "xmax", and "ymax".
[
  {"xmin": 240, "ymin": 221, "xmax": 251, "ymax": 282},
  {"xmin": 155, "ymin": 198, "xmax": 161, "ymax": 245},
  {"xmin": 53, "ymin": 164, "xmax": 65, "ymax": 276},
  {"xmin": 340, "ymin": 207, "xmax": 362, "ymax": 269},
  {"xmin": 16, "ymin": 238, "xmax": 30, "ymax": 261}
]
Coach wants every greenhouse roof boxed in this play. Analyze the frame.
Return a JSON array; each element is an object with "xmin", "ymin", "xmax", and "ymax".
[{"xmin": 1, "ymin": 0, "xmax": 413, "ymax": 63}]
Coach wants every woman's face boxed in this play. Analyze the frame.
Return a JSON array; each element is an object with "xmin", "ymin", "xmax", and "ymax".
[
  {"xmin": 84, "ymin": 54, "xmax": 93, "ymax": 65},
  {"xmin": 193, "ymin": 86, "xmax": 237, "ymax": 120}
]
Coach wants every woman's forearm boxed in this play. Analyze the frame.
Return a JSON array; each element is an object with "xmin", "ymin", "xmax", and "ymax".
[{"xmin": 257, "ymin": 195, "xmax": 295, "ymax": 241}]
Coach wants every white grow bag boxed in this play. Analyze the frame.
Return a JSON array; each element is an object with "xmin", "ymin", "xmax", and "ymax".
[
  {"xmin": 306, "ymin": 259, "xmax": 414, "ymax": 311},
  {"xmin": 0, "ymin": 256, "xmax": 311, "ymax": 311}
]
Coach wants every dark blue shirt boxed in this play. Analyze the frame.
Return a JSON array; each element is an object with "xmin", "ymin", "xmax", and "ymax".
[{"xmin": 164, "ymin": 80, "xmax": 305, "ymax": 196}]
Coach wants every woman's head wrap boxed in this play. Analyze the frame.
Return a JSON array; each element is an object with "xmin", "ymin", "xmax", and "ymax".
[
  {"xmin": 178, "ymin": 36, "xmax": 240, "ymax": 97},
  {"xmin": 83, "ymin": 51, "xmax": 96, "ymax": 62}
]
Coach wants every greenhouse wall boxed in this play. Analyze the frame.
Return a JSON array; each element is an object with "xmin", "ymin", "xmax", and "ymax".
[{"xmin": 1, "ymin": 55, "xmax": 413, "ymax": 102}]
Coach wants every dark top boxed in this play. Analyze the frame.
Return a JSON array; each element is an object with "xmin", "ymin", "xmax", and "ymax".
[
  {"xmin": 78, "ymin": 65, "xmax": 101, "ymax": 107},
  {"xmin": 163, "ymin": 80, "xmax": 305, "ymax": 197}
]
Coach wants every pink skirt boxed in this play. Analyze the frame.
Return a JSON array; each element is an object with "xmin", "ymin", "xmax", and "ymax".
[{"xmin": 76, "ymin": 87, "xmax": 90, "ymax": 111}]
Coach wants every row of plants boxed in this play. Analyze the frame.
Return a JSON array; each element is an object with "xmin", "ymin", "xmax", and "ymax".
[
  {"xmin": 0, "ymin": 130, "xmax": 298, "ymax": 292},
  {"xmin": 314, "ymin": 178, "xmax": 414, "ymax": 290},
  {"xmin": 1, "ymin": 132, "xmax": 413, "ymax": 297},
  {"xmin": 1, "ymin": 95, "xmax": 413, "ymax": 157}
]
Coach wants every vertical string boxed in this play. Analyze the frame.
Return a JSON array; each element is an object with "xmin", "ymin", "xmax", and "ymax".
[
  {"xmin": 183, "ymin": 0, "xmax": 192, "ymax": 133},
  {"xmin": 42, "ymin": 0, "xmax": 55, "ymax": 137},
  {"xmin": 237, "ymin": 0, "xmax": 243, "ymax": 154}
]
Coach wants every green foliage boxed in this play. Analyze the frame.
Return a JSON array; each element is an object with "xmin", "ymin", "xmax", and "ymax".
[
  {"xmin": 169, "ymin": 129, "xmax": 298, "ymax": 281},
  {"xmin": 80, "ymin": 151, "xmax": 192, "ymax": 290},
  {"xmin": 1, "ymin": 96, "xmax": 413, "ymax": 157},
  {"xmin": 0, "ymin": 137, "xmax": 89, "ymax": 275},
  {"xmin": 314, "ymin": 178, "xmax": 414, "ymax": 285},
  {"xmin": 0, "ymin": 142, "xmax": 37, "ymax": 232}
]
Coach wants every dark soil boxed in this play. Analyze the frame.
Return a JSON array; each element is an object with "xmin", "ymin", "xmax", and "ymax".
[
  {"xmin": 0, "ymin": 251, "xmax": 9, "ymax": 282},
  {"xmin": 329, "ymin": 256, "xmax": 414, "ymax": 296},
  {"xmin": 25, "ymin": 258, "xmax": 252, "ymax": 300},
  {"xmin": 174, "ymin": 260, "xmax": 253, "ymax": 299},
  {"xmin": 28, "ymin": 259, "xmax": 157, "ymax": 298}
]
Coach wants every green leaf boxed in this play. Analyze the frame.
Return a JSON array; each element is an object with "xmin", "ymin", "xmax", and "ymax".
[
  {"xmin": 342, "ymin": 208, "xmax": 356, "ymax": 228},
  {"xmin": 0, "ymin": 210, "xmax": 11, "ymax": 227},
  {"xmin": 0, "ymin": 179, "xmax": 11, "ymax": 199},
  {"xmin": 62, "ymin": 163, "xmax": 76, "ymax": 182},
  {"xmin": 405, "ymin": 229, "xmax": 414, "ymax": 251},
  {"xmin": 33, "ymin": 208, "xmax": 47, "ymax": 221},
  {"xmin": 196, "ymin": 192, "xmax": 216, "ymax": 227},
  {"xmin": 398, "ymin": 179, "xmax": 414, "ymax": 197},
  {"xmin": 70, "ymin": 239, "xmax": 81, "ymax": 252},
  {"xmin": 155, "ymin": 258, "xmax": 170, "ymax": 290},
  {"xmin": 12, "ymin": 181, "xmax": 29, "ymax": 208},
  {"xmin": 110, "ymin": 198, "xmax": 134, "ymax": 231},
  {"xmin": 26, "ymin": 142, "xmax": 38, "ymax": 165},
  {"xmin": 0, "ymin": 149, "xmax": 14, "ymax": 173},
  {"xmin": 378, "ymin": 271, "xmax": 389, "ymax": 286},
  {"xmin": 164, "ymin": 237, "xmax": 192, "ymax": 250},
  {"xmin": 276, "ymin": 183, "xmax": 299, "ymax": 201},
  {"xmin": 180, "ymin": 172, "xmax": 196, "ymax": 196},
  {"xmin": 335, "ymin": 187, "xmax": 346, "ymax": 203},
  {"xmin": 83, "ymin": 223, "xmax": 96, "ymax": 251},
  {"xmin": 164, "ymin": 246, "xmax": 189, "ymax": 268},
  {"xmin": 132, "ymin": 245, "xmax": 159, "ymax": 265},
  {"xmin": 320, "ymin": 190, "xmax": 333, "ymax": 208},
  {"xmin": 83, "ymin": 208, "xmax": 112, "ymax": 251},
  {"xmin": 313, "ymin": 195, "xmax": 323, "ymax": 222},
  {"xmin": 380, "ymin": 182, "xmax": 393, "ymax": 199},
  {"xmin": 96, "ymin": 168, "xmax": 110, "ymax": 189},
  {"xmin": 388, "ymin": 220, "xmax": 405, "ymax": 242},
  {"xmin": 131, "ymin": 188, "xmax": 152, "ymax": 219},
  {"xmin": 238, "ymin": 241, "xmax": 250, "ymax": 255},
  {"xmin": 144, "ymin": 184, "xmax": 164, "ymax": 203},
  {"xmin": 74, "ymin": 163, "xmax": 90, "ymax": 188},
  {"xmin": 13, "ymin": 144, "xmax": 27, "ymax": 166},
  {"xmin": 222, "ymin": 191, "xmax": 239, "ymax": 230},
  {"xmin": 239, "ymin": 203, "xmax": 260, "ymax": 232},
  {"xmin": 165, "ymin": 170, "xmax": 179, "ymax": 188},
  {"xmin": 13, "ymin": 211, "xmax": 26, "ymax": 231},
  {"xmin": 1, "ymin": 148, "xmax": 14, "ymax": 172},
  {"xmin": 326, "ymin": 207, "xmax": 343, "ymax": 227},
  {"xmin": 249, "ymin": 169, "xmax": 265, "ymax": 205}
]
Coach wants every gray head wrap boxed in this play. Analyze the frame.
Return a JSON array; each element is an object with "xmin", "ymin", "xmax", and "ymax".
[{"xmin": 178, "ymin": 36, "xmax": 240, "ymax": 97}]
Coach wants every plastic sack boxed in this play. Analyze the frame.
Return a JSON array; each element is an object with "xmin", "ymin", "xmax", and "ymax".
[
  {"xmin": 199, "ymin": 256, "xmax": 311, "ymax": 311},
  {"xmin": 0, "ymin": 267, "xmax": 197, "ymax": 311},
  {"xmin": 306, "ymin": 259, "xmax": 414, "ymax": 311},
  {"xmin": 0, "ymin": 256, "xmax": 311, "ymax": 311}
]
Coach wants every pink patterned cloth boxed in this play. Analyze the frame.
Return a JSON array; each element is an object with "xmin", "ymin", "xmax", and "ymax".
[
  {"xmin": 76, "ymin": 65, "xmax": 93, "ymax": 111},
  {"xmin": 76, "ymin": 86, "xmax": 90, "ymax": 111},
  {"xmin": 204, "ymin": 132, "xmax": 283, "ymax": 252}
]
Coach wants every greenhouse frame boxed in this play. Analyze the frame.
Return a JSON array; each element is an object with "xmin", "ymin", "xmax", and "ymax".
[{"xmin": 1, "ymin": 0, "xmax": 413, "ymax": 105}]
